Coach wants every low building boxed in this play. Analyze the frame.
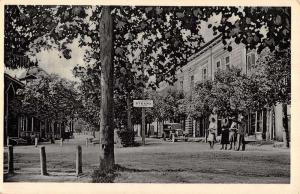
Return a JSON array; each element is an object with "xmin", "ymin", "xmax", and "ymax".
[
  {"xmin": 4, "ymin": 66, "xmax": 74, "ymax": 145},
  {"xmin": 4, "ymin": 73, "xmax": 25, "ymax": 145}
]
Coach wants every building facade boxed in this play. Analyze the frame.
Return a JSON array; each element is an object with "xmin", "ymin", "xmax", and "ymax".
[{"xmin": 158, "ymin": 35, "xmax": 290, "ymax": 142}]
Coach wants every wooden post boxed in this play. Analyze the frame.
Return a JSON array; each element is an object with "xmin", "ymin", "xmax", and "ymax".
[
  {"xmin": 262, "ymin": 110, "xmax": 264, "ymax": 139},
  {"xmin": 8, "ymin": 145, "xmax": 14, "ymax": 174},
  {"xmin": 142, "ymin": 107, "xmax": 145, "ymax": 145},
  {"xmin": 156, "ymin": 119, "xmax": 159, "ymax": 138},
  {"xmin": 40, "ymin": 146, "xmax": 47, "ymax": 175},
  {"xmin": 76, "ymin": 145, "xmax": 82, "ymax": 176},
  {"xmin": 126, "ymin": 93, "xmax": 133, "ymax": 132}
]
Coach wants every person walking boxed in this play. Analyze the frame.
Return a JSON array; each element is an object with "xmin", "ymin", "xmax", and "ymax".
[
  {"xmin": 207, "ymin": 117, "xmax": 217, "ymax": 149},
  {"xmin": 236, "ymin": 115, "xmax": 247, "ymax": 151},
  {"xmin": 220, "ymin": 118, "xmax": 230, "ymax": 150}
]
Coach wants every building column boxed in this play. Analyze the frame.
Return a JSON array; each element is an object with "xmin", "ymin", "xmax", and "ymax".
[
  {"xmin": 193, "ymin": 119, "xmax": 196, "ymax": 138},
  {"xmin": 31, "ymin": 117, "xmax": 34, "ymax": 132},
  {"xmin": 40, "ymin": 120, "xmax": 43, "ymax": 138},
  {"xmin": 255, "ymin": 112, "xmax": 258, "ymax": 133},
  {"xmin": 25, "ymin": 116, "xmax": 28, "ymax": 132}
]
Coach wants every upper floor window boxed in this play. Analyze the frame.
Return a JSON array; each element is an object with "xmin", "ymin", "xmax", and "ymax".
[
  {"xmin": 216, "ymin": 59, "xmax": 221, "ymax": 70},
  {"xmin": 180, "ymin": 80, "xmax": 184, "ymax": 91},
  {"xmin": 225, "ymin": 56, "xmax": 230, "ymax": 69},
  {"xmin": 247, "ymin": 52, "xmax": 256, "ymax": 70},
  {"xmin": 202, "ymin": 67, "xmax": 207, "ymax": 81},
  {"xmin": 190, "ymin": 75, "xmax": 194, "ymax": 89}
]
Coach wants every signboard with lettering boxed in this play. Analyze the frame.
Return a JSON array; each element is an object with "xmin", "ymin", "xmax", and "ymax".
[{"xmin": 133, "ymin": 100, "xmax": 153, "ymax": 107}]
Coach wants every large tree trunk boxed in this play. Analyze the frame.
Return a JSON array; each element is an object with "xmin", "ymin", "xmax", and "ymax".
[
  {"xmin": 99, "ymin": 6, "xmax": 115, "ymax": 170},
  {"xmin": 282, "ymin": 103, "xmax": 289, "ymax": 148}
]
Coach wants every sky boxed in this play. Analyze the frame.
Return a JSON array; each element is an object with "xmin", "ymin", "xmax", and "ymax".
[{"xmin": 4, "ymin": 12, "xmax": 225, "ymax": 82}]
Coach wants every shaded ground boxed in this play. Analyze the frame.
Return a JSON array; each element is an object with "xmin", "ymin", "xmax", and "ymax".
[{"xmin": 3, "ymin": 135, "xmax": 290, "ymax": 183}]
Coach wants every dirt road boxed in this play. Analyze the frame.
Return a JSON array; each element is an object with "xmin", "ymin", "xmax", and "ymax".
[{"xmin": 3, "ymin": 135, "xmax": 290, "ymax": 183}]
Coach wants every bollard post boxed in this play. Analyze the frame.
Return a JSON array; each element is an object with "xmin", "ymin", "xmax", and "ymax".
[
  {"xmin": 76, "ymin": 145, "xmax": 82, "ymax": 176},
  {"xmin": 86, "ymin": 138, "xmax": 88, "ymax": 147},
  {"xmin": 40, "ymin": 146, "xmax": 48, "ymax": 175},
  {"xmin": 35, "ymin": 137, "xmax": 38, "ymax": 147},
  {"xmin": 8, "ymin": 145, "xmax": 14, "ymax": 174}
]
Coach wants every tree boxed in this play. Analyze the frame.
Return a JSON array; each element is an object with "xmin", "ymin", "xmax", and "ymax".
[
  {"xmin": 210, "ymin": 67, "xmax": 255, "ymax": 117},
  {"xmin": 17, "ymin": 73, "xmax": 81, "ymax": 125},
  {"xmin": 5, "ymin": 6, "xmax": 290, "ymax": 170},
  {"xmin": 149, "ymin": 88, "xmax": 184, "ymax": 123},
  {"xmin": 251, "ymin": 48, "xmax": 291, "ymax": 147}
]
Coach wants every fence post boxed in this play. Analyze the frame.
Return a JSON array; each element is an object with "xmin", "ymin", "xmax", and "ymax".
[
  {"xmin": 40, "ymin": 146, "xmax": 47, "ymax": 175},
  {"xmin": 8, "ymin": 145, "xmax": 14, "ymax": 174},
  {"xmin": 76, "ymin": 145, "xmax": 82, "ymax": 176}
]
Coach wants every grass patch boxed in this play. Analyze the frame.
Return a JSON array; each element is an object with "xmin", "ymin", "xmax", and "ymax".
[{"xmin": 92, "ymin": 165, "xmax": 121, "ymax": 183}]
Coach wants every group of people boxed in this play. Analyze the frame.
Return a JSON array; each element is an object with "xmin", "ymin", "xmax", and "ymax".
[{"xmin": 207, "ymin": 113, "xmax": 247, "ymax": 151}]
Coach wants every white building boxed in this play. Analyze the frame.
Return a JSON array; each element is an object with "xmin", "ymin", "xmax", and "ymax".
[{"xmin": 156, "ymin": 35, "xmax": 290, "ymax": 142}]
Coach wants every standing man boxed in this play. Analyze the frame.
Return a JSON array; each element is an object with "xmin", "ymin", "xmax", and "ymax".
[{"xmin": 236, "ymin": 114, "xmax": 247, "ymax": 151}]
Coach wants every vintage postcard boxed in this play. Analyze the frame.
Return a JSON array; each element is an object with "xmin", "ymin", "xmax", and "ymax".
[{"xmin": 1, "ymin": 0, "xmax": 299, "ymax": 194}]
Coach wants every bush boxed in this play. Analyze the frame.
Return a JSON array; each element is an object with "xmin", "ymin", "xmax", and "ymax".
[{"xmin": 117, "ymin": 130, "xmax": 135, "ymax": 147}]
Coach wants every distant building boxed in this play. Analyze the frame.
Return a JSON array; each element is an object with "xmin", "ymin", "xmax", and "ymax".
[
  {"xmin": 4, "ymin": 66, "xmax": 74, "ymax": 145},
  {"xmin": 4, "ymin": 73, "xmax": 25, "ymax": 145}
]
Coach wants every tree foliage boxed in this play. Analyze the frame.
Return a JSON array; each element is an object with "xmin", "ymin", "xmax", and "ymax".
[
  {"xmin": 5, "ymin": 6, "xmax": 290, "ymax": 85},
  {"xmin": 17, "ymin": 73, "xmax": 81, "ymax": 122},
  {"xmin": 148, "ymin": 88, "xmax": 184, "ymax": 122},
  {"xmin": 251, "ymin": 48, "xmax": 291, "ymax": 106},
  {"xmin": 179, "ymin": 80, "xmax": 214, "ymax": 118}
]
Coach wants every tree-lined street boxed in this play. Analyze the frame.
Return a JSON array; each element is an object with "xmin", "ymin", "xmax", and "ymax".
[{"xmin": 4, "ymin": 5, "xmax": 291, "ymax": 183}]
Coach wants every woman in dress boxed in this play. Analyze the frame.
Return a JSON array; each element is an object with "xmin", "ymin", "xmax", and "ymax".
[
  {"xmin": 220, "ymin": 118, "xmax": 230, "ymax": 150},
  {"xmin": 207, "ymin": 117, "xmax": 217, "ymax": 149},
  {"xmin": 228, "ymin": 120, "xmax": 237, "ymax": 150}
]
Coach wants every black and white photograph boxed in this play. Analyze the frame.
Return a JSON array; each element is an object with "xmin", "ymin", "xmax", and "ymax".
[{"xmin": 2, "ymin": 2, "xmax": 296, "ymax": 188}]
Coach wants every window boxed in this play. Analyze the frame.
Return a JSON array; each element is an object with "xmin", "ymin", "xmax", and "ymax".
[
  {"xmin": 180, "ymin": 80, "xmax": 184, "ymax": 91},
  {"xmin": 225, "ymin": 56, "xmax": 230, "ymax": 69},
  {"xmin": 216, "ymin": 59, "xmax": 221, "ymax": 70},
  {"xmin": 247, "ymin": 52, "xmax": 256, "ymax": 70},
  {"xmin": 202, "ymin": 68, "xmax": 207, "ymax": 81},
  {"xmin": 190, "ymin": 75, "xmax": 194, "ymax": 89}
]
